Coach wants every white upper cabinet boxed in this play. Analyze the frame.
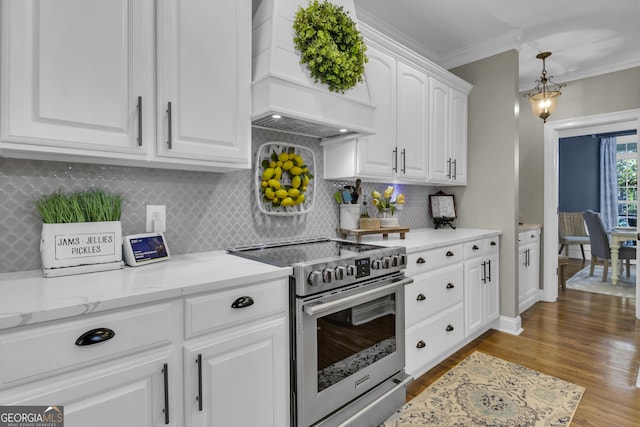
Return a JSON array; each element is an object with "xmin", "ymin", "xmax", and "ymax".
[
  {"xmin": 0, "ymin": 0, "xmax": 155, "ymax": 158},
  {"xmin": 323, "ymin": 44, "xmax": 429, "ymax": 183},
  {"xmin": 0, "ymin": 0, "xmax": 251, "ymax": 172},
  {"xmin": 323, "ymin": 25, "xmax": 470, "ymax": 185},
  {"xmin": 156, "ymin": 0, "xmax": 251, "ymax": 167},
  {"xmin": 353, "ymin": 45, "xmax": 397, "ymax": 179},
  {"xmin": 428, "ymin": 78, "xmax": 468, "ymax": 185}
]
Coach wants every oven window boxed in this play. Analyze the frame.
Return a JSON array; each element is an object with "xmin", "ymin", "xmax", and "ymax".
[{"xmin": 316, "ymin": 294, "xmax": 396, "ymax": 392}]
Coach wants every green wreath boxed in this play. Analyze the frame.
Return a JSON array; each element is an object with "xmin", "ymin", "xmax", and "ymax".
[{"xmin": 293, "ymin": 0, "xmax": 368, "ymax": 93}]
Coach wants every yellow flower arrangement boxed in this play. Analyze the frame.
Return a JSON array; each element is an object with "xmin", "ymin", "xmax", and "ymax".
[{"xmin": 371, "ymin": 186, "xmax": 405, "ymax": 215}]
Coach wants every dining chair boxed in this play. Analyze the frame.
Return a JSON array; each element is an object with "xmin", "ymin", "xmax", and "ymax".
[
  {"xmin": 582, "ymin": 210, "xmax": 635, "ymax": 281},
  {"xmin": 558, "ymin": 212, "xmax": 590, "ymax": 259}
]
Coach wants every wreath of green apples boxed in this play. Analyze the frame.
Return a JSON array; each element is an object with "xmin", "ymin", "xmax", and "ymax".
[{"xmin": 292, "ymin": 0, "xmax": 368, "ymax": 93}]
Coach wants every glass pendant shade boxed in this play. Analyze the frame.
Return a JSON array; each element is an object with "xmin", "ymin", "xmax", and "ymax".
[{"xmin": 528, "ymin": 90, "xmax": 561, "ymax": 122}]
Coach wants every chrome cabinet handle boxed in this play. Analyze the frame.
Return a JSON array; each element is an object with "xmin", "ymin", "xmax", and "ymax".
[
  {"xmin": 446, "ymin": 283, "xmax": 454, "ymax": 289},
  {"xmin": 162, "ymin": 363, "xmax": 170, "ymax": 424},
  {"xmin": 446, "ymin": 324, "xmax": 454, "ymax": 332},
  {"xmin": 196, "ymin": 354, "xmax": 203, "ymax": 411},
  {"xmin": 416, "ymin": 340, "xmax": 426, "ymax": 349},
  {"xmin": 137, "ymin": 96, "xmax": 142, "ymax": 146},
  {"xmin": 75, "ymin": 328, "xmax": 115, "ymax": 346},
  {"xmin": 166, "ymin": 102, "xmax": 173, "ymax": 149},
  {"xmin": 231, "ymin": 296, "xmax": 254, "ymax": 309},
  {"xmin": 401, "ymin": 148, "xmax": 406, "ymax": 173},
  {"xmin": 452, "ymin": 159, "xmax": 457, "ymax": 179},
  {"xmin": 417, "ymin": 257, "xmax": 426, "ymax": 264},
  {"xmin": 447, "ymin": 158, "xmax": 452, "ymax": 178},
  {"xmin": 416, "ymin": 293, "xmax": 426, "ymax": 301}
]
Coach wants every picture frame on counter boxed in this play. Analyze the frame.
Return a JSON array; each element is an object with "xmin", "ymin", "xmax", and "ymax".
[{"xmin": 429, "ymin": 191, "xmax": 457, "ymax": 229}]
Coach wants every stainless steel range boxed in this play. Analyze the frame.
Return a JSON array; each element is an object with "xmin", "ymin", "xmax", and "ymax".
[{"xmin": 228, "ymin": 238, "xmax": 413, "ymax": 427}]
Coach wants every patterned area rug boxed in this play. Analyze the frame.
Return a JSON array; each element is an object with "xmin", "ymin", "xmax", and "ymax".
[
  {"xmin": 566, "ymin": 265, "xmax": 636, "ymax": 299},
  {"xmin": 382, "ymin": 352, "xmax": 585, "ymax": 427}
]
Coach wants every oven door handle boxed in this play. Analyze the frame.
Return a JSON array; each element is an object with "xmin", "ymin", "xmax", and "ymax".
[{"xmin": 303, "ymin": 277, "xmax": 413, "ymax": 317}]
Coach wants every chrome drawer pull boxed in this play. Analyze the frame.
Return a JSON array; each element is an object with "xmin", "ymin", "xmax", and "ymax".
[
  {"xmin": 417, "ymin": 257, "xmax": 426, "ymax": 264},
  {"xmin": 196, "ymin": 354, "xmax": 203, "ymax": 411},
  {"xmin": 446, "ymin": 283, "xmax": 454, "ymax": 289},
  {"xmin": 137, "ymin": 96, "xmax": 142, "ymax": 146},
  {"xmin": 75, "ymin": 328, "xmax": 115, "ymax": 346},
  {"xmin": 231, "ymin": 296, "xmax": 254, "ymax": 309},
  {"xmin": 416, "ymin": 293, "xmax": 426, "ymax": 301},
  {"xmin": 416, "ymin": 340, "xmax": 426, "ymax": 349},
  {"xmin": 446, "ymin": 325, "xmax": 454, "ymax": 332},
  {"xmin": 446, "ymin": 251, "xmax": 454, "ymax": 257}
]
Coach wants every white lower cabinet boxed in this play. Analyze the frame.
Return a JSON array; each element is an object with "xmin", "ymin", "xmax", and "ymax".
[
  {"xmin": 519, "ymin": 228, "xmax": 541, "ymax": 313},
  {"xmin": 404, "ymin": 235, "xmax": 500, "ymax": 378},
  {"xmin": 464, "ymin": 238, "xmax": 500, "ymax": 338},
  {"xmin": 0, "ymin": 278, "xmax": 289, "ymax": 427},
  {"xmin": 183, "ymin": 279, "xmax": 288, "ymax": 427}
]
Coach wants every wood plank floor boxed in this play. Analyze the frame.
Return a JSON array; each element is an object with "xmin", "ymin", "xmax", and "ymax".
[{"xmin": 406, "ymin": 258, "xmax": 640, "ymax": 426}]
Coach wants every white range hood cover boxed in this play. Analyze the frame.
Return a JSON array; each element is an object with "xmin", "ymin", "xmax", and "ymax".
[{"xmin": 252, "ymin": 0, "xmax": 375, "ymax": 140}]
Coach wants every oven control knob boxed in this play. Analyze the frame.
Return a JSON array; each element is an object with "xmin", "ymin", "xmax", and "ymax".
[
  {"xmin": 382, "ymin": 256, "xmax": 393, "ymax": 269},
  {"xmin": 322, "ymin": 268, "xmax": 333, "ymax": 283},
  {"xmin": 335, "ymin": 266, "xmax": 347, "ymax": 280},
  {"xmin": 371, "ymin": 259, "xmax": 382, "ymax": 269},
  {"xmin": 308, "ymin": 271, "xmax": 323, "ymax": 286},
  {"xmin": 392, "ymin": 255, "xmax": 402, "ymax": 267},
  {"xmin": 346, "ymin": 265, "xmax": 356, "ymax": 276},
  {"xmin": 399, "ymin": 254, "xmax": 407, "ymax": 266}
]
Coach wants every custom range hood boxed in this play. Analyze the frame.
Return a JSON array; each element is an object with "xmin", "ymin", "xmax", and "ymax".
[{"xmin": 252, "ymin": 0, "xmax": 375, "ymax": 140}]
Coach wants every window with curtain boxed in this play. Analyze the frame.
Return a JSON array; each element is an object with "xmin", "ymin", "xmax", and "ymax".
[{"xmin": 616, "ymin": 134, "xmax": 638, "ymax": 227}]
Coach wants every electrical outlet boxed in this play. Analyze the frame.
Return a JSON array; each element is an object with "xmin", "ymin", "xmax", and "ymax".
[{"xmin": 146, "ymin": 205, "xmax": 166, "ymax": 232}]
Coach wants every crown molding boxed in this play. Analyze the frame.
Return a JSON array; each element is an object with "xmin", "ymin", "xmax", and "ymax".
[{"xmin": 439, "ymin": 29, "xmax": 522, "ymax": 70}]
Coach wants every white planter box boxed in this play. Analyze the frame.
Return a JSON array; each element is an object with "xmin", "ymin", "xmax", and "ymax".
[{"xmin": 40, "ymin": 221, "xmax": 122, "ymax": 269}]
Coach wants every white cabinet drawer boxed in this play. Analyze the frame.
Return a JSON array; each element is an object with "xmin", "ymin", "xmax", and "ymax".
[
  {"xmin": 463, "ymin": 240, "xmax": 483, "ymax": 258},
  {"xmin": 185, "ymin": 279, "xmax": 287, "ymax": 339},
  {"xmin": 484, "ymin": 236, "xmax": 500, "ymax": 255},
  {"xmin": 405, "ymin": 264, "xmax": 463, "ymax": 328},
  {"xmin": 406, "ymin": 244, "xmax": 463, "ymax": 276},
  {"xmin": 405, "ymin": 304, "xmax": 464, "ymax": 375},
  {"xmin": 0, "ymin": 301, "xmax": 179, "ymax": 386},
  {"xmin": 519, "ymin": 230, "xmax": 539, "ymax": 245}
]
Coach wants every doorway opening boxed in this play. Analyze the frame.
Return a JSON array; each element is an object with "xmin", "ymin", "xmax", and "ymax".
[{"xmin": 542, "ymin": 108, "xmax": 640, "ymax": 319}]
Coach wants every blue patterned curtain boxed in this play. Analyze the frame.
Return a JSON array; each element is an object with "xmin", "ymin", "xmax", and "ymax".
[{"xmin": 600, "ymin": 137, "xmax": 618, "ymax": 231}]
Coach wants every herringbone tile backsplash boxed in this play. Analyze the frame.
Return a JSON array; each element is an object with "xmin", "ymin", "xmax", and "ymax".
[{"xmin": 1, "ymin": 128, "xmax": 435, "ymax": 273}]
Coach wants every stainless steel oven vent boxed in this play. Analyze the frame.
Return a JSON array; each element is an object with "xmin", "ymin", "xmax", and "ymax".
[{"xmin": 252, "ymin": 114, "xmax": 359, "ymax": 139}]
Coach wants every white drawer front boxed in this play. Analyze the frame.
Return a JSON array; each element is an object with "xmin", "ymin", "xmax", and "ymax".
[
  {"xmin": 519, "ymin": 230, "xmax": 539, "ymax": 245},
  {"xmin": 483, "ymin": 237, "xmax": 500, "ymax": 255},
  {"xmin": 0, "ymin": 301, "xmax": 179, "ymax": 386},
  {"xmin": 463, "ymin": 240, "xmax": 483, "ymax": 259},
  {"xmin": 406, "ymin": 244, "xmax": 463, "ymax": 276},
  {"xmin": 405, "ymin": 264, "xmax": 463, "ymax": 328},
  {"xmin": 405, "ymin": 305, "xmax": 464, "ymax": 375},
  {"xmin": 185, "ymin": 279, "xmax": 287, "ymax": 339}
]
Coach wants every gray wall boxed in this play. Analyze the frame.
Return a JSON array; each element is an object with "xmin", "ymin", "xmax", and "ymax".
[
  {"xmin": 450, "ymin": 50, "xmax": 521, "ymax": 319},
  {"xmin": 0, "ymin": 128, "xmax": 436, "ymax": 273}
]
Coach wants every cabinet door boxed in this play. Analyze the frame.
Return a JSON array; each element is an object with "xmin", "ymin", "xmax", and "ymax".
[
  {"xmin": 0, "ymin": 349, "xmax": 179, "ymax": 427},
  {"xmin": 356, "ymin": 46, "xmax": 397, "ymax": 178},
  {"xmin": 185, "ymin": 317, "xmax": 288, "ymax": 427},
  {"xmin": 1, "ymin": 0, "xmax": 154, "ymax": 157},
  {"xmin": 157, "ymin": 0, "xmax": 251, "ymax": 166},
  {"xmin": 450, "ymin": 88, "xmax": 468, "ymax": 184},
  {"xmin": 427, "ymin": 77, "xmax": 450, "ymax": 183},
  {"xmin": 396, "ymin": 61, "xmax": 429, "ymax": 181},
  {"xmin": 484, "ymin": 254, "xmax": 500, "ymax": 323},
  {"xmin": 464, "ymin": 258, "xmax": 484, "ymax": 337}
]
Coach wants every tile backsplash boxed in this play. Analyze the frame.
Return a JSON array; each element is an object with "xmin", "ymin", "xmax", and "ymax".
[{"xmin": 1, "ymin": 128, "xmax": 435, "ymax": 273}]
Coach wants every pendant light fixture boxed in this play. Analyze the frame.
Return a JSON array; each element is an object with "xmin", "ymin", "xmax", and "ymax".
[{"xmin": 525, "ymin": 52, "xmax": 566, "ymax": 123}]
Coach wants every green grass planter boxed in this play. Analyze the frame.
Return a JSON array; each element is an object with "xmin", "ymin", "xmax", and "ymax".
[
  {"xmin": 293, "ymin": 0, "xmax": 368, "ymax": 93},
  {"xmin": 36, "ymin": 190, "xmax": 124, "ymax": 275}
]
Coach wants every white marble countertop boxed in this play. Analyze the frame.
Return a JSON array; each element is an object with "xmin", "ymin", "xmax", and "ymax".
[
  {"xmin": 0, "ymin": 251, "xmax": 292, "ymax": 331},
  {"xmin": 344, "ymin": 227, "xmax": 502, "ymax": 253},
  {"xmin": 519, "ymin": 223, "xmax": 542, "ymax": 233}
]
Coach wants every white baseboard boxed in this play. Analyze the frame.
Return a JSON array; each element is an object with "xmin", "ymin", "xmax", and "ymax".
[{"xmin": 496, "ymin": 315, "xmax": 523, "ymax": 335}]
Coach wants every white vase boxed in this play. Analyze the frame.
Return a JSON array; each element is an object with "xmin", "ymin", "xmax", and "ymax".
[
  {"xmin": 378, "ymin": 208, "xmax": 399, "ymax": 228},
  {"xmin": 40, "ymin": 221, "xmax": 122, "ymax": 269}
]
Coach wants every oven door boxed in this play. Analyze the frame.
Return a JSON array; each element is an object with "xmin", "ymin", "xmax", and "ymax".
[{"xmin": 296, "ymin": 273, "xmax": 411, "ymax": 427}]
